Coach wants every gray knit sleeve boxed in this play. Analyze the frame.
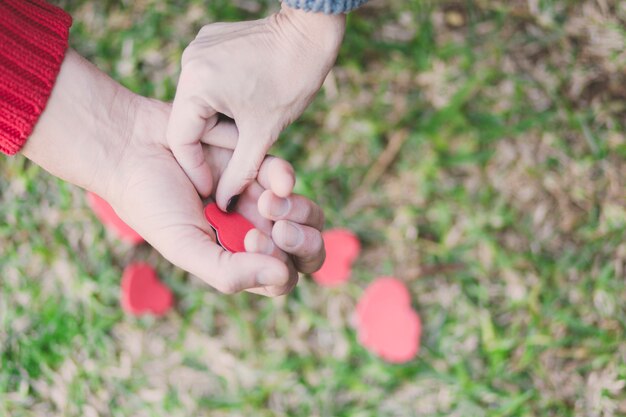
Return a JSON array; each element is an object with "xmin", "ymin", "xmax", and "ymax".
[{"xmin": 282, "ymin": 0, "xmax": 368, "ymax": 14}]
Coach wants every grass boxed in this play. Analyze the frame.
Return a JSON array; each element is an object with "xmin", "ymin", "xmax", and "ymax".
[{"xmin": 2, "ymin": 0, "xmax": 626, "ymax": 416}]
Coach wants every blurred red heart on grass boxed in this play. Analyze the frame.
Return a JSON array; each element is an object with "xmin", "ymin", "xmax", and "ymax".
[
  {"xmin": 204, "ymin": 202, "xmax": 255, "ymax": 253},
  {"xmin": 87, "ymin": 192, "xmax": 143, "ymax": 245},
  {"xmin": 356, "ymin": 277, "xmax": 421, "ymax": 363},
  {"xmin": 121, "ymin": 263, "xmax": 173, "ymax": 316},
  {"xmin": 312, "ymin": 229, "xmax": 360, "ymax": 286}
]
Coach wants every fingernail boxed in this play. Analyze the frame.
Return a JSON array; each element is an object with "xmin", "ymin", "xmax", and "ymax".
[
  {"xmin": 270, "ymin": 197, "xmax": 290, "ymax": 218},
  {"xmin": 217, "ymin": 113, "xmax": 234, "ymax": 122},
  {"xmin": 226, "ymin": 194, "xmax": 240, "ymax": 213},
  {"xmin": 281, "ymin": 221, "xmax": 302, "ymax": 248},
  {"xmin": 257, "ymin": 268, "xmax": 278, "ymax": 286}
]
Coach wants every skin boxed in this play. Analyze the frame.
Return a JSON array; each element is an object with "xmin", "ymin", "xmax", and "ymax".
[
  {"xmin": 166, "ymin": 4, "xmax": 346, "ymax": 211},
  {"xmin": 22, "ymin": 50, "xmax": 325, "ymax": 296}
]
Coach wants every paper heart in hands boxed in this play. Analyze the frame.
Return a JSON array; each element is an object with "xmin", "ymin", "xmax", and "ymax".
[
  {"xmin": 312, "ymin": 229, "xmax": 361, "ymax": 286},
  {"xmin": 87, "ymin": 192, "xmax": 143, "ymax": 245},
  {"xmin": 121, "ymin": 263, "xmax": 174, "ymax": 316},
  {"xmin": 356, "ymin": 277, "xmax": 421, "ymax": 363},
  {"xmin": 204, "ymin": 202, "xmax": 255, "ymax": 253}
]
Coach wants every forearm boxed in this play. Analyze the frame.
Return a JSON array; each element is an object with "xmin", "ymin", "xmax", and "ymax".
[{"xmin": 22, "ymin": 49, "xmax": 136, "ymax": 197}]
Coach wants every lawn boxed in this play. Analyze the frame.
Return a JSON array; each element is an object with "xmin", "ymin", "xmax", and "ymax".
[{"xmin": 2, "ymin": 0, "xmax": 626, "ymax": 416}]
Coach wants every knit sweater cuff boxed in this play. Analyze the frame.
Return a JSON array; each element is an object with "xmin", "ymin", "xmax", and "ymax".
[
  {"xmin": 282, "ymin": 0, "xmax": 368, "ymax": 14},
  {"xmin": 0, "ymin": 0, "xmax": 72, "ymax": 155}
]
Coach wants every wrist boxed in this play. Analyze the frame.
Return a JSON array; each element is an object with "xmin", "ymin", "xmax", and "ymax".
[
  {"xmin": 277, "ymin": 3, "xmax": 346, "ymax": 52},
  {"xmin": 22, "ymin": 50, "xmax": 138, "ymax": 199}
]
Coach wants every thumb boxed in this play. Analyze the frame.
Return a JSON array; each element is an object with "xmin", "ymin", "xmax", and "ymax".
[
  {"xmin": 167, "ymin": 85, "xmax": 218, "ymax": 198},
  {"xmin": 154, "ymin": 223, "xmax": 290, "ymax": 294},
  {"xmin": 216, "ymin": 123, "xmax": 277, "ymax": 211}
]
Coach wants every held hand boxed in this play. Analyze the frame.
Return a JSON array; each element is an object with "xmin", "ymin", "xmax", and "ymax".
[
  {"xmin": 167, "ymin": 4, "xmax": 345, "ymax": 209},
  {"xmin": 113, "ymin": 101, "xmax": 326, "ymax": 296}
]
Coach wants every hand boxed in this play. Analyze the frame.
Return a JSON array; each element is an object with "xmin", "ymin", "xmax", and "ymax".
[
  {"xmin": 113, "ymin": 104, "xmax": 326, "ymax": 296},
  {"xmin": 166, "ymin": 4, "xmax": 345, "ymax": 210},
  {"xmin": 23, "ymin": 50, "xmax": 325, "ymax": 296}
]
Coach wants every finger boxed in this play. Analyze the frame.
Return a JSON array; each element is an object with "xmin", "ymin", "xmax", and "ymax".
[
  {"xmin": 167, "ymin": 82, "xmax": 218, "ymax": 197},
  {"xmin": 256, "ymin": 156, "xmax": 295, "ymax": 198},
  {"xmin": 155, "ymin": 224, "xmax": 290, "ymax": 294},
  {"xmin": 245, "ymin": 274, "xmax": 299, "ymax": 297},
  {"xmin": 236, "ymin": 183, "xmax": 274, "ymax": 233},
  {"xmin": 202, "ymin": 149, "xmax": 275, "ymax": 232},
  {"xmin": 272, "ymin": 220, "xmax": 325, "ymax": 274},
  {"xmin": 245, "ymin": 228, "xmax": 299, "ymax": 296},
  {"xmin": 205, "ymin": 145, "xmax": 294, "ymax": 197},
  {"xmin": 170, "ymin": 140, "xmax": 215, "ymax": 197},
  {"xmin": 245, "ymin": 228, "xmax": 284, "ymax": 259},
  {"xmin": 215, "ymin": 123, "xmax": 277, "ymax": 211},
  {"xmin": 199, "ymin": 119, "xmax": 239, "ymax": 149},
  {"xmin": 258, "ymin": 190, "xmax": 325, "ymax": 230}
]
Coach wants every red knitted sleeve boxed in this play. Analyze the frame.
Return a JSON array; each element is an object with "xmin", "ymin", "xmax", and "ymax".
[{"xmin": 0, "ymin": 0, "xmax": 72, "ymax": 155}]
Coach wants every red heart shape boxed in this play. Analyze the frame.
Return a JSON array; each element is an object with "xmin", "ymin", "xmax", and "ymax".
[
  {"xmin": 87, "ymin": 192, "xmax": 143, "ymax": 245},
  {"xmin": 356, "ymin": 277, "xmax": 421, "ymax": 363},
  {"xmin": 312, "ymin": 229, "xmax": 361, "ymax": 286},
  {"xmin": 121, "ymin": 263, "xmax": 173, "ymax": 316},
  {"xmin": 204, "ymin": 202, "xmax": 255, "ymax": 253}
]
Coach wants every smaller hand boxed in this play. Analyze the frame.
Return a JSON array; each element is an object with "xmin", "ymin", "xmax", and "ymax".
[{"xmin": 166, "ymin": 5, "xmax": 345, "ymax": 210}]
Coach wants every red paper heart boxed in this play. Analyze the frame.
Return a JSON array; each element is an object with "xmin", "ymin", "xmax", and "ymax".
[
  {"xmin": 356, "ymin": 277, "xmax": 421, "ymax": 363},
  {"xmin": 204, "ymin": 202, "xmax": 255, "ymax": 253},
  {"xmin": 121, "ymin": 263, "xmax": 173, "ymax": 316},
  {"xmin": 87, "ymin": 192, "xmax": 143, "ymax": 245},
  {"xmin": 312, "ymin": 229, "xmax": 361, "ymax": 286}
]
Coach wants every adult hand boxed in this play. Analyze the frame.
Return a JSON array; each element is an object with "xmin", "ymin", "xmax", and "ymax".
[
  {"xmin": 23, "ymin": 50, "xmax": 325, "ymax": 296},
  {"xmin": 166, "ymin": 4, "xmax": 345, "ymax": 210},
  {"xmin": 112, "ymin": 103, "xmax": 326, "ymax": 296}
]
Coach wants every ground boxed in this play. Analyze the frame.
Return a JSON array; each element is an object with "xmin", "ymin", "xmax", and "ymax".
[{"xmin": 2, "ymin": 0, "xmax": 626, "ymax": 416}]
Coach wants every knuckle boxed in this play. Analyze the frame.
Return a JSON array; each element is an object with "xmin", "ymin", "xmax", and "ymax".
[
  {"xmin": 180, "ymin": 56, "xmax": 213, "ymax": 82},
  {"xmin": 265, "ymin": 288, "xmax": 285, "ymax": 298},
  {"xmin": 213, "ymin": 251, "xmax": 241, "ymax": 294},
  {"xmin": 294, "ymin": 196, "xmax": 324, "ymax": 229},
  {"xmin": 287, "ymin": 274, "xmax": 299, "ymax": 292},
  {"xmin": 183, "ymin": 148, "xmax": 207, "ymax": 171},
  {"xmin": 198, "ymin": 22, "xmax": 226, "ymax": 36},
  {"xmin": 239, "ymin": 167, "xmax": 260, "ymax": 183},
  {"xmin": 300, "ymin": 259, "xmax": 323, "ymax": 275},
  {"xmin": 267, "ymin": 275, "xmax": 298, "ymax": 297},
  {"xmin": 311, "ymin": 250, "xmax": 326, "ymax": 272},
  {"xmin": 299, "ymin": 200, "xmax": 313, "ymax": 221},
  {"xmin": 216, "ymin": 279, "xmax": 238, "ymax": 295},
  {"xmin": 181, "ymin": 58, "xmax": 203, "ymax": 77},
  {"xmin": 217, "ymin": 282, "xmax": 239, "ymax": 295},
  {"xmin": 273, "ymin": 286, "xmax": 291, "ymax": 297},
  {"xmin": 198, "ymin": 24, "xmax": 213, "ymax": 37},
  {"xmin": 299, "ymin": 241, "xmax": 326, "ymax": 274},
  {"xmin": 316, "ymin": 207, "xmax": 325, "ymax": 230},
  {"xmin": 298, "ymin": 228, "xmax": 323, "ymax": 256},
  {"xmin": 180, "ymin": 47, "xmax": 197, "ymax": 67},
  {"xmin": 306, "ymin": 202, "xmax": 324, "ymax": 230},
  {"xmin": 310, "ymin": 233, "xmax": 325, "ymax": 257}
]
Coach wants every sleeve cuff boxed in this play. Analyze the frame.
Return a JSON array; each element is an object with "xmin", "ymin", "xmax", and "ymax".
[
  {"xmin": 282, "ymin": 0, "xmax": 368, "ymax": 14},
  {"xmin": 0, "ymin": 0, "xmax": 72, "ymax": 155}
]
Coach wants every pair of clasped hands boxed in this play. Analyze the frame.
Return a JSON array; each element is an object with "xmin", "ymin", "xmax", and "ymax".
[{"xmin": 23, "ymin": 6, "xmax": 346, "ymax": 296}]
